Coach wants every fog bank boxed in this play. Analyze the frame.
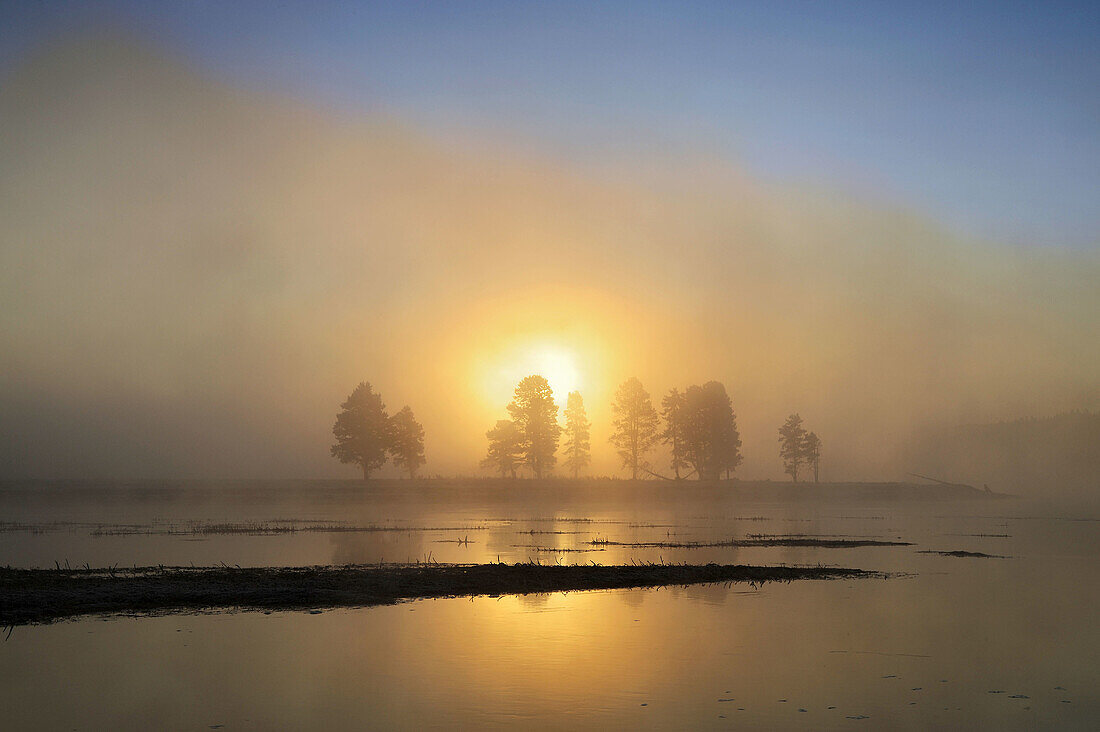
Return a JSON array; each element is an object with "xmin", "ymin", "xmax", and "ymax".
[{"xmin": 1, "ymin": 35, "xmax": 1097, "ymax": 488}]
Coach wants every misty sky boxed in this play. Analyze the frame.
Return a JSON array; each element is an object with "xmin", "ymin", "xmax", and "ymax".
[
  {"xmin": 3, "ymin": 0, "xmax": 1098, "ymax": 249},
  {"xmin": 0, "ymin": 2, "xmax": 1097, "ymax": 482}
]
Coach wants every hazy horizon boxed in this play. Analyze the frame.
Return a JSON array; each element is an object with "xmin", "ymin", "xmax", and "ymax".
[{"xmin": 1, "ymin": 28, "xmax": 1097, "ymax": 488}]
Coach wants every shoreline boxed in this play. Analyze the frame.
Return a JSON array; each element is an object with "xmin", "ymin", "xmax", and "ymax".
[
  {"xmin": 0, "ymin": 478, "xmax": 1007, "ymax": 502},
  {"xmin": 0, "ymin": 562, "xmax": 875, "ymax": 626}
]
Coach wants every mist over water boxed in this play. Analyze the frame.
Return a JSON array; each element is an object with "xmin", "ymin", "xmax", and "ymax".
[
  {"xmin": 1, "ymin": 480, "xmax": 1097, "ymax": 729},
  {"xmin": 1, "ymin": 35, "xmax": 1096, "ymax": 488}
]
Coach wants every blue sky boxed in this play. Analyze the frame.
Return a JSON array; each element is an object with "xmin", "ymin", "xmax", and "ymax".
[{"xmin": 3, "ymin": 0, "xmax": 1098, "ymax": 248}]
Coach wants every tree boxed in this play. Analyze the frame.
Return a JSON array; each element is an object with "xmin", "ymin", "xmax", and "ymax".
[
  {"xmin": 507, "ymin": 375, "xmax": 561, "ymax": 478},
  {"xmin": 389, "ymin": 406, "xmax": 425, "ymax": 478},
  {"xmin": 562, "ymin": 391, "xmax": 591, "ymax": 478},
  {"xmin": 609, "ymin": 377, "xmax": 660, "ymax": 479},
  {"xmin": 331, "ymin": 382, "xmax": 391, "ymax": 480},
  {"xmin": 660, "ymin": 388, "xmax": 689, "ymax": 480},
  {"xmin": 682, "ymin": 381, "xmax": 742, "ymax": 480},
  {"xmin": 803, "ymin": 431, "xmax": 822, "ymax": 484},
  {"xmin": 778, "ymin": 413, "xmax": 808, "ymax": 482},
  {"xmin": 481, "ymin": 419, "xmax": 522, "ymax": 478}
]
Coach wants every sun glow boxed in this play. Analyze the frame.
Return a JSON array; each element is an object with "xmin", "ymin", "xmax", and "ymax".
[
  {"xmin": 450, "ymin": 289, "xmax": 643, "ymax": 470},
  {"xmin": 489, "ymin": 342, "xmax": 583, "ymax": 405}
]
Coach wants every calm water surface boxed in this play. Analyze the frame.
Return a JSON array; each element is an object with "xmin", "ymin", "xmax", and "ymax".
[{"xmin": 1, "ymin": 480, "xmax": 1096, "ymax": 729}]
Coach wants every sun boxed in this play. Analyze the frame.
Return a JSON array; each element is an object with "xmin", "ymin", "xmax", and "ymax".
[
  {"xmin": 527, "ymin": 344, "xmax": 581, "ymax": 399},
  {"xmin": 481, "ymin": 340, "xmax": 584, "ymax": 408}
]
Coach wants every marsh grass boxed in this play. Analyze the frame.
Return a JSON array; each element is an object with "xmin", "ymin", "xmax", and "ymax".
[
  {"xmin": 516, "ymin": 530, "xmax": 587, "ymax": 535},
  {"xmin": 512, "ymin": 545, "xmax": 607, "ymax": 553},
  {"xmin": 917, "ymin": 550, "xmax": 1007, "ymax": 558},
  {"xmin": 85, "ymin": 520, "xmax": 488, "ymax": 537},
  {"xmin": 588, "ymin": 536, "xmax": 912, "ymax": 549},
  {"xmin": 0, "ymin": 561, "xmax": 875, "ymax": 625}
]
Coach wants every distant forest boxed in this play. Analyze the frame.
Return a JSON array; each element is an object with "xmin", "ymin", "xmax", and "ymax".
[
  {"xmin": 331, "ymin": 376, "xmax": 822, "ymax": 482},
  {"xmin": 905, "ymin": 412, "xmax": 1100, "ymax": 496},
  {"xmin": 330, "ymin": 381, "xmax": 1098, "ymax": 490}
]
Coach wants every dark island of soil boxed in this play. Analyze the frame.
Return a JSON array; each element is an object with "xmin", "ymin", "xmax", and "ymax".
[
  {"xmin": 589, "ymin": 537, "xmax": 911, "ymax": 549},
  {"xmin": 0, "ymin": 562, "xmax": 874, "ymax": 626}
]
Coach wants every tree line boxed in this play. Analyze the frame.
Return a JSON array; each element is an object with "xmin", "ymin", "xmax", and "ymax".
[
  {"xmin": 331, "ymin": 377, "xmax": 822, "ymax": 481},
  {"xmin": 778, "ymin": 413, "xmax": 822, "ymax": 483},
  {"xmin": 330, "ymin": 382, "xmax": 426, "ymax": 479}
]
